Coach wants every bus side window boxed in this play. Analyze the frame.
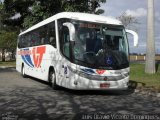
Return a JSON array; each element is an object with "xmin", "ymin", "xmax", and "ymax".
[
  {"xmin": 60, "ymin": 26, "xmax": 70, "ymax": 58},
  {"xmin": 28, "ymin": 33, "xmax": 35, "ymax": 47},
  {"xmin": 18, "ymin": 36, "xmax": 23, "ymax": 48},
  {"xmin": 39, "ymin": 25, "xmax": 48, "ymax": 45},
  {"xmin": 41, "ymin": 38, "xmax": 45, "ymax": 44},
  {"xmin": 31, "ymin": 31, "xmax": 40, "ymax": 46},
  {"xmin": 21, "ymin": 35, "xmax": 27, "ymax": 48},
  {"xmin": 27, "ymin": 34, "xmax": 32, "ymax": 47},
  {"xmin": 48, "ymin": 21, "xmax": 56, "ymax": 48}
]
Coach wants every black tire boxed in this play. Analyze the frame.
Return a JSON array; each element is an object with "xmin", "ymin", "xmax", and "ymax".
[
  {"xmin": 48, "ymin": 70, "xmax": 58, "ymax": 90},
  {"xmin": 21, "ymin": 65, "xmax": 26, "ymax": 78}
]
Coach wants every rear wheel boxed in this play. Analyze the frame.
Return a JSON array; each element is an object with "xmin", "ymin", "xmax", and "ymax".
[
  {"xmin": 48, "ymin": 70, "xmax": 58, "ymax": 90},
  {"xmin": 21, "ymin": 65, "xmax": 26, "ymax": 78}
]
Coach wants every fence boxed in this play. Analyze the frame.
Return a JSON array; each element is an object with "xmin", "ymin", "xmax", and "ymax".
[{"xmin": 130, "ymin": 55, "xmax": 160, "ymax": 61}]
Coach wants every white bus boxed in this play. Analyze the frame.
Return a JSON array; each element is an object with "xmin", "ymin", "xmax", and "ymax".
[{"xmin": 16, "ymin": 12, "xmax": 138, "ymax": 90}]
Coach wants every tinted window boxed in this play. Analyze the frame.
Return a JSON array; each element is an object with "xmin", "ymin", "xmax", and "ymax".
[
  {"xmin": 18, "ymin": 21, "xmax": 56, "ymax": 48},
  {"xmin": 47, "ymin": 22, "xmax": 56, "ymax": 48},
  {"xmin": 59, "ymin": 26, "xmax": 70, "ymax": 58}
]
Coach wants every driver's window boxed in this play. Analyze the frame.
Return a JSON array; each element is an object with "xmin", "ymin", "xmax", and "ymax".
[{"xmin": 60, "ymin": 26, "xmax": 70, "ymax": 58}]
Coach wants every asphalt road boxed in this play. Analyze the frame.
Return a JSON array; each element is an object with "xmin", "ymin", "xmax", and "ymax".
[{"xmin": 0, "ymin": 67, "xmax": 160, "ymax": 120}]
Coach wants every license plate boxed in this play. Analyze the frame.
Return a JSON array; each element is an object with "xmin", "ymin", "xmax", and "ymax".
[{"xmin": 100, "ymin": 83, "xmax": 110, "ymax": 88}]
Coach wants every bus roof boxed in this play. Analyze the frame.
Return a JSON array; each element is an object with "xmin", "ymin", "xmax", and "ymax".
[{"xmin": 19, "ymin": 12, "xmax": 123, "ymax": 36}]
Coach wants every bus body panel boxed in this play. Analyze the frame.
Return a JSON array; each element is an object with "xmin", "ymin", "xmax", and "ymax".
[
  {"xmin": 56, "ymin": 62, "xmax": 129, "ymax": 89},
  {"xmin": 16, "ymin": 45, "xmax": 58, "ymax": 81}
]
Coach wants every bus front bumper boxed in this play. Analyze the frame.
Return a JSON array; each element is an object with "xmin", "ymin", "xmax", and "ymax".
[{"xmin": 68, "ymin": 75, "xmax": 129, "ymax": 90}]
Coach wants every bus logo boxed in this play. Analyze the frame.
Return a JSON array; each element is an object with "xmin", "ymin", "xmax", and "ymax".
[
  {"xmin": 32, "ymin": 46, "xmax": 46, "ymax": 68},
  {"xmin": 106, "ymin": 56, "xmax": 113, "ymax": 65},
  {"xmin": 96, "ymin": 70, "xmax": 106, "ymax": 75},
  {"xmin": 19, "ymin": 46, "xmax": 46, "ymax": 68}
]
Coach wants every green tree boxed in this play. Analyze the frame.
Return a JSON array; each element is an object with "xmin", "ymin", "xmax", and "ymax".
[
  {"xmin": 0, "ymin": 30, "xmax": 18, "ymax": 61},
  {"xmin": 3, "ymin": 0, "xmax": 34, "ymax": 28},
  {"xmin": 3, "ymin": 0, "xmax": 106, "ymax": 29},
  {"xmin": 0, "ymin": 2, "xmax": 18, "ymax": 61},
  {"xmin": 0, "ymin": 1, "xmax": 4, "ymax": 29},
  {"xmin": 90, "ymin": 0, "xmax": 106, "ymax": 14},
  {"xmin": 23, "ymin": 0, "xmax": 106, "ymax": 28},
  {"xmin": 0, "ymin": 30, "xmax": 17, "ymax": 48},
  {"xmin": 0, "ymin": 2, "xmax": 5, "ymax": 62}
]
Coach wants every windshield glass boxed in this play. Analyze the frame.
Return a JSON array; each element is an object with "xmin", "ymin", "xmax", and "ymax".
[{"xmin": 58, "ymin": 19, "xmax": 129, "ymax": 70}]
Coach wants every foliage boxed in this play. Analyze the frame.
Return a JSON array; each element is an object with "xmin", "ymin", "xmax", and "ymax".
[
  {"xmin": 0, "ymin": 28, "xmax": 18, "ymax": 62},
  {"xmin": 0, "ymin": 30, "xmax": 17, "ymax": 48},
  {"xmin": 0, "ymin": 1, "xmax": 4, "ymax": 29},
  {"xmin": 23, "ymin": 0, "xmax": 106, "ymax": 28},
  {"xmin": 3, "ymin": 0, "xmax": 34, "ymax": 28},
  {"xmin": 3, "ymin": 0, "xmax": 106, "ymax": 29},
  {"xmin": 0, "ymin": 2, "xmax": 18, "ymax": 49}
]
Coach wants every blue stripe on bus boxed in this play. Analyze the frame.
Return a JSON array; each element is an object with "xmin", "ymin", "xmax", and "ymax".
[
  {"xmin": 24, "ymin": 55, "xmax": 34, "ymax": 67},
  {"xmin": 21, "ymin": 55, "xmax": 33, "ymax": 68}
]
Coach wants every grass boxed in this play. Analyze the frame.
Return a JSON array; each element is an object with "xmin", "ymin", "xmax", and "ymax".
[
  {"xmin": 130, "ymin": 63, "xmax": 160, "ymax": 90},
  {"xmin": 0, "ymin": 60, "xmax": 16, "ymax": 67}
]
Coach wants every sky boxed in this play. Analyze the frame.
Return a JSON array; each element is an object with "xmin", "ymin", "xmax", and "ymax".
[{"xmin": 100, "ymin": 0, "xmax": 160, "ymax": 54}]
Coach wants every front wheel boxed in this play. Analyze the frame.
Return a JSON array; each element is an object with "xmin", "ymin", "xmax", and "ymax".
[{"xmin": 48, "ymin": 70, "xmax": 58, "ymax": 90}]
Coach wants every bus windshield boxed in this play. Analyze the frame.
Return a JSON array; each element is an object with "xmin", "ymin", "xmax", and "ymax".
[{"xmin": 59, "ymin": 19, "xmax": 129, "ymax": 70}]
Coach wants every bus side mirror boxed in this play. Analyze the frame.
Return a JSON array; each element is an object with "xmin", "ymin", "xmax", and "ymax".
[
  {"xmin": 126, "ymin": 29, "xmax": 138, "ymax": 47},
  {"xmin": 63, "ymin": 22, "xmax": 76, "ymax": 42}
]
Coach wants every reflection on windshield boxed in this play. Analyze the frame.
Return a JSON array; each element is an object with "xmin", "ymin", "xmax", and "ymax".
[
  {"xmin": 59, "ymin": 19, "xmax": 129, "ymax": 70},
  {"xmin": 72, "ymin": 21, "xmax": 129, "ymax": 69}
]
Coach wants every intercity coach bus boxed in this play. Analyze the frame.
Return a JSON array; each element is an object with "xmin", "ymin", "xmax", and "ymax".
[{"xmin": 16, "ymin": 12, "xmax": 138, "ymax": 90}]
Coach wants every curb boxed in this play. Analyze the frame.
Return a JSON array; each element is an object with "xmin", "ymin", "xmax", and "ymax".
[
  {"xmin": 0, "ymin": 66, "xmax": 16, "ymax": 69},
  {"xmin": 134, "ymin": 89, "xmax": 160, "ymax": 97}
]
